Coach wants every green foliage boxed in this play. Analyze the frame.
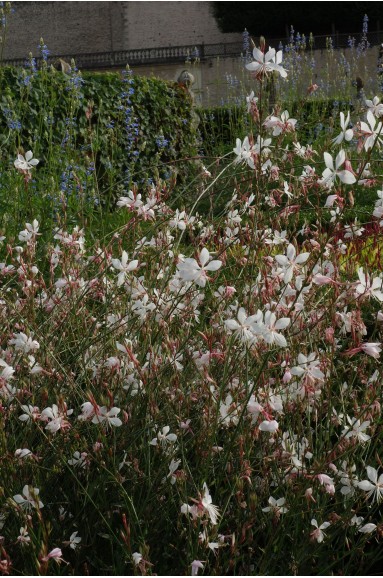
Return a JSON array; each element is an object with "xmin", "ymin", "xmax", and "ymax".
[
  {"xmin": 197, "ymin": 100, "xmax": 340, "ymax": 157},
  {"xmin": 0, "ymin": 65, "xmax": 198, "ymax": 193},
  {"xmin": 197, "ymin": 104, "xmax": 251, "ymax": 157}
]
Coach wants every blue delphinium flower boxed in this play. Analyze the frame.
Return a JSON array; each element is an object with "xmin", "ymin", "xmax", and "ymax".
[
  {"xmin": 156, "ymin": 135, "xmax": 169, "ymax": 150},
  {"xmin": 243, "ymin": 28, "xmax": 251, "ymax": 63},
  {"xmin": 119, "ymin": 67, "xmax": 140, "ymax": 158},
  {"xmin": 39, "ymin": 38, "xmax": 50, "ymax": 62},
  {"xmin": 357, "ymin": 14, "xmax": 370, "ymax": 54},
  {"xmin": 3, "ymin": 107, "xmax": 21, "ymax": 131},
  {"xmin": 20, "ymin": 54, "xmax": 37, "ymax": 87},
  {"xmin": 118, "ymin": 67, "xmax": 140, "ymax": 184}
]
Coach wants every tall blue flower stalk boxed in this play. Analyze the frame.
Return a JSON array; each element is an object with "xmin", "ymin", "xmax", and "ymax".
[
  {"xmin": 242, "ymin": 28, "xmax": 251, "ymax": 63},
  {"xmin": 119, "ymin": 66, "xmax": 140, "ymax": 184},
  {"xmin": 38, "ymin": 38, "xmax": 50, "ymax": 62},
  {"xmin": 19, "ymin": 53, "xmax": 37, "ymax": 87},
  {"xmin": 357, "ymin": 14, "xmax": 370, "ymax": 55},
  {"xmin": 65, "ymin": 61, "xmax": 85, "ymax": 98}
]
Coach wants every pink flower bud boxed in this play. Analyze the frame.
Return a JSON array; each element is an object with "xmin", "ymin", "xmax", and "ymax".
[
  {"xmin": 282, "ymin": 369, "xmax": 292, "ymax": 383},
  {"xmin": 325, "ymin": 327, "xmax": 334, "ymax": 343},
  {"xmin": 225, "ymin": 286, "xmax": 236, "ymax": 297}
]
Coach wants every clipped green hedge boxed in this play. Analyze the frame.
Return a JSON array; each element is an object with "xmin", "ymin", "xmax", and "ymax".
[
  {"xmin": 197, "ymin": 104, "xmax": 250, "ymax": 157},
  {"xmin": 0, "ymin": 65, "xmax": 198, "ymax": 190},
  {"xmin": 196, "ymin": 98, "xmax": 358, "ymax": 158}
]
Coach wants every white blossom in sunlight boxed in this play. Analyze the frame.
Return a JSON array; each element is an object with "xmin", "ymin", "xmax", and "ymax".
[
  {"xmin": 9, "ymin": 332, "xmax": 40, "ymax": 353},
  {"xmin": 310, "ymin": 519, "xmax": 330, "ymax": 543},
  {"xmin": 275, "ymin": 244, "xmax": 310, "ymax": 284},
  {"xmin": 14, "ymin": 150, "xmax": 39, "ymax": 171},
  {"xmin": 319, "ymin": 150, "xmax": 356, "ymax": 188},
  {"xmin": 355, "ymin": 268, "xmax": 383, "ymax": 302},
  {"xmin": 13, "ymin": 486, "xmax": 44, "ymax": 510},
  {"xmin": 111, "ymin": 251, "xmax": 139, "ymax": 286},
  {"xmin": 365, "ymin": 96, "xmax": 383, "ymax": 117},
  {"xmin": 177, "ymin": 248, "xmax": 222, "ymax": 288},
  {"xmin": 358, "ymin": 466, "xmax": 383, "ymax": 504},
  {"xmin": 342, "ymin": 416, "xmax": 370, "ymax": 443},
  {"xmin": 233, "ymin": 136, "xmax": 255, "ymax": 169},
  {"xmin": 332, "ymin": 112, "xmax": 353, "ymax": 145},
  {"xmin": 262, "ymin": 496, "xmax": 288, "ymax": 515},
  {"xmin": 18, "ymin": 220, "xmax": 40, "ymax": 243},
  {"xmin": 150, "ymin": 426, "xmax": 177, "ymax": 447},
  {"xmin": 246, "ymin": 46, "xmax": 287, "ymax": 79}
]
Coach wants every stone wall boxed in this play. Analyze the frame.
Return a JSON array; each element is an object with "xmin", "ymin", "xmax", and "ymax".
[
  {"xmin": 2, "ymin": 1, "xmax": 241, "ymax": 59},
  {"xmin": 3, "ymin": 2, "xmax": 126, "ymax": 58},
  {"xmin": 123, "ymin": 2, "xmax": 241, "ymax": 49}
]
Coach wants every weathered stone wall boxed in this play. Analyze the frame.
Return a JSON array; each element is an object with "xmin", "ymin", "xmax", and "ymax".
[
  {"xmin": 2, "ymin": 1, "xmax": 241, "ymax": 59},
  {"xmin": 123, "ymin": 2, "xmax": 241, "ymax": 49},
  {"xmin": 3, "ymin": 2, "xmax": 126, "ymax": 58}
]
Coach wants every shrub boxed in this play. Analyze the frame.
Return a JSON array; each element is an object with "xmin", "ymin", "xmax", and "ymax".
[{"xmin": 0, "ymin": 64, "xmax": 199, "ymax": 193}]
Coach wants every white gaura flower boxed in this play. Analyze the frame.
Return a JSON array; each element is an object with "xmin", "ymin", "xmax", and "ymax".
[
  {"xmin": 19, "ymin": 404, "xmax": 40, "ymax": 422},
  {"xmin": 337, "ymin": 461, "xmax": 359, "ymax": 497},
  {"xmin": 14, "ymin": 150, "xmax": 39, "ymax": 171},
  {"xmin": 18, "ymin": 219, "xmax": 40, "ymax": 243},
  {"xmin": 15, "ymin": 448, "xmax": 33, "ymax": 460},
  {"xmin": 359, "ymin": 523, "xmax": 377, "ymax": 534},
  {"xmin": 169, "ymin": 209, "xmax": 187, "ymax": 231},
  {"xmin": 259, "ymin": 419, "xmax": 279, "ymax": 432},
  {"xmin": 332, "ymin": 111, "xmax": 354, "ymax": 145},
  {"xmin": 275, "ymin": 243, "xmax": 310, "ymax": 284},
  {"xmin": 116, "ymin": 190, "xmax": 143, "ymax": 209},
  {"xmin": 246, "ymin": 46, "xmax": 287, "ymax": 79},
  {"xmin": 93, "ymin": 406, "xmax": 122, "ymax": 428},
  {"xmin": 68, "ymin": 451, "xmax": 89, "ymax": 468},
  {"xmin": 264, "ymin": 110, "xmax": 297, "ymax": 136},
  {"xmin": 163, "ymin": 458, "xmax": 181, "ymax": 484},
  {"xmin": 201, "ymin": 483, "xmax": 220, "ymax": 525},
  {"xmin": 358, "ymin": 110, "xmax": 383, "ymax": 151},
  {"xmin": 111, "ymin": 251, "xmax": 139, "ymax": 286},
  {"xmin": 9, "ymin": 332, "xmax": 40, "ymax": 353},
  {"xmin": 181, "ymin": 483, "xmax": 220, "ymax": 526},
  {"xmin": 132, "ymin": 552, "xmax": 143, "ymax": 566},
  {"xmin": 233, "ymin": 136, "xmax": 255, "ymax": 169},
  {"xmin": 41, "ymin": 404, "xmax": 73, "ymax": 434},
  {"xmin": 68, "ymin": 531, "xmax": 82, "ymax": 550},
  {"xmin": 261, "ymin": 311, "xmax": 290, "ymax": 347},
  {"xmin": 149, "ymin": 425, "xmax": 177, "ymax": 447},
  {"xmin": 262, "ymin": 496, "xmax": 288, "ymax": 515},
  {"xmin": 13, "ymin": 485, "xmax": 44, "ymax": 510},
  {"xmin": 344, "ymin": 219, "xmax": 365, "ymax": 240},
  {"xmin": 253, "ymin": 135, "xmax": 272, "ymax": 156},
  {"xmin": 342, "ymin": 416, "xmax": 370, "ymax": 443},
  {"xmin": 224, "ymin": 307, "xmax": 262, "ymax": 345},
  {"xmin": 0, "ymin": 359, "xmax": 15, "ymax": 381},
  {"xmin": 177, "ymin": 248, "xmax": 222, "ymax": 288},
  {"xmin": 246, "ymin": 90, "xmax": 258, "ymax": 113},
  {"xmin": 290, "ymin": 353, "xmax": 324, "ymax": 382},
  {"xmin": 360, "ymin": 342, "xmax": 381, "ymax": 359},
  {"xmin": 17, "ymin": 527, "xmax": 31, "ymax": 544},
  {"xmin": 319, "ymin": 150, "xmax": 356, "ymax": 188},
  {"xmin": 358, "ymin": 466, "xmax": 383, "ymax": 504},
  {"xmin": 40, "ymin": 548, "xmax": 63, "ymax": 563},
  {"xmin": 355, "ymin": 268, "xmax": 383, "ymax": 302},
  {"xmin": 191, "ymin": 560, "xmax": 204, "ymax": 576},
  {"xmin": 310, "ymin": 519, "xmax": 330, "ymax": 543},
  {"xmin": 365, "ymin": 95, "xmax": 383, "ymax": 117}
]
